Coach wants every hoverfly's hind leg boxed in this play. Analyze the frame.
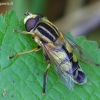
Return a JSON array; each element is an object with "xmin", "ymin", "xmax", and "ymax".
[
  {"xmin": 43, "ymin": 52, "xmax": 50, "ymax": 94},
  {"xmin": 8, "ymin": 46, "xmax": 41, "ymax": 59}
]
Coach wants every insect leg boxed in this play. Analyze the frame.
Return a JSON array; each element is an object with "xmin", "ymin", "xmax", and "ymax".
[
  {"xmin": 43, "ymin": 52, "xmax": 50, "ymax": 94},
  {"xmin": 13, "ymin": 30, "xmax": 35, "ymax": 36},
  {"xmin": 8, "ymin": 46, "xmax": 40, "ymax": 59}
]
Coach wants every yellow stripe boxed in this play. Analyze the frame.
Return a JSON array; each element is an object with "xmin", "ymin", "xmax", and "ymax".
[
  {"xmin": 65, "ymin": 41, "xmax": 72, "ymax": 53},
  {"xmin": 73, "ymin": 54, "xmax": 77, "ymax": 62}
]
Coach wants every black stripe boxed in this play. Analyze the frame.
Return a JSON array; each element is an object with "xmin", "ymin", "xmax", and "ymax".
[
  {"xmin": 76, "ymin": 70, "xmax": 86, "ymax": 84},
  {"xmin": 62, "ymin": 45, "xmax": 79, "ymax": 72},
  {"xmin": 37, "ymin": 27, "xmax": 54, "ymax": 41},
  {"xmin": 37, "ymin": 22, "xmax": 59, "ymax": 39}
]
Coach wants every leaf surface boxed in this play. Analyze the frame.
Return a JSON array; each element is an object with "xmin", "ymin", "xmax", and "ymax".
[{"xmin": 0, "ymin": 10, "xmax": 100, "ymax": 100}]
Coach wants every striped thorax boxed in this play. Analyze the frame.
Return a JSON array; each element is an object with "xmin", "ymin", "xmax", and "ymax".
[{"xmin": 24, "ymin": 13, "xmax": 64, "ymax": 46}]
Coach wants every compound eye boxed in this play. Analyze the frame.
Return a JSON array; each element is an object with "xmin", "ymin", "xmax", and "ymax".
[{"xmin": 25, "ymin": 18, "xmax": 37, "ymax": 32}]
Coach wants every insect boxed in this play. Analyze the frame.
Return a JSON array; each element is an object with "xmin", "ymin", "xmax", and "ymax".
[{"xmin": 8, "ymin": 12, "xmax": 100, "ymax": 94}]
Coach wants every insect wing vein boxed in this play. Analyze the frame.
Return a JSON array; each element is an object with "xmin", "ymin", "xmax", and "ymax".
[
  {"xmin": 43, "ymin": 43, "xmax": 74, "ymax": 90},
  {"xmin": 63, "ymin": 33, "xmax": 97, "ymax": 66}
]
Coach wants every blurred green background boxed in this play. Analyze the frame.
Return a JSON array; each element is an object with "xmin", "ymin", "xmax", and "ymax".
[{"xmin": 0, "ymin": 0, "xmax": 100, "ymax": 47}]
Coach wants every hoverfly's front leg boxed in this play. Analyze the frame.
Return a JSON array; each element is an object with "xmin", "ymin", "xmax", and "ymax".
[
  {"xmin": 14, "ymin": 30, "xmax": 35, "ymax": 35},
  {"xmin": 43, "ymin": 52, "xmax": 50, "ymax": 94},
  {"xmin": 8, "ymin": 29, "xmax": 39, "ymax": 59},
  {"xmin": 8, "ymin": 46, "xmax": 41, "ymax": 59}
]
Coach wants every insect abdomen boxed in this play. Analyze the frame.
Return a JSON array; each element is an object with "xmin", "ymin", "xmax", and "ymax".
[{"xmin": 62, "ymin": 45, "xmax": 86, "ymax": 84}]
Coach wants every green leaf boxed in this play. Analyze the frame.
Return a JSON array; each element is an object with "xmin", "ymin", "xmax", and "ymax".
[{"xmin": 0, "ymin": 10, "xmax": 100, "ymax": 100}]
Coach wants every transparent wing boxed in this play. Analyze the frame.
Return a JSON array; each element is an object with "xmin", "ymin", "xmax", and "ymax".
[
  {"xmin": 63, "ymin": 33, "xmax": 99, "ymax": 67},
  {"xmin": 43, "ymin": 43, "xmax": 74, "ymax": 90}
]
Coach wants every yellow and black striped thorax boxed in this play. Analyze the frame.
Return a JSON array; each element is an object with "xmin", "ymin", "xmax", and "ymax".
[{"xmin": 24, "ymin": 13, "xmax": 60, "ymax": 43}]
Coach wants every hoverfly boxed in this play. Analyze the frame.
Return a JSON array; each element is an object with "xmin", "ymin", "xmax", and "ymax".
[{"xmin": 8, "ymin": 12, "xmax": 100, "ymax": 94}]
